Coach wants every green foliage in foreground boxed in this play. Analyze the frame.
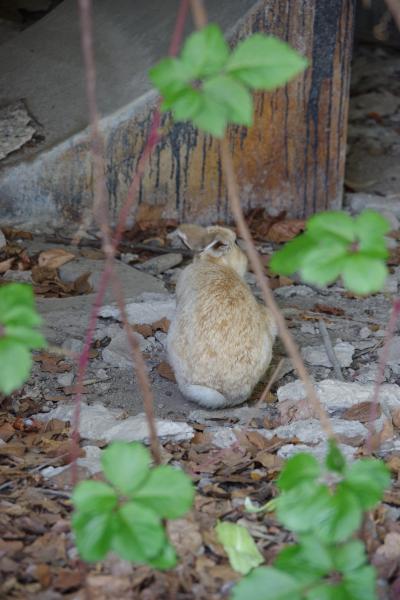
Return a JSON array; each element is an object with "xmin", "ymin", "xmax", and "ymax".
[
  {"xmin": 72, "ymin": 442, "xmax": 194, "ymax": 567},
  {"xmin": 0, "ymin": 283, "xmax": 46, "ymax": 395},
  {"xmin": 220, "ymin": 442, "xmax": 390, "ymax": 600},
  {"xmin": 150, "ymin": 24, "xmax": 307, "ymax": 137},
  {"xmin": 270, "ymin": 210, "xmax": 390, "ymax": 295}
]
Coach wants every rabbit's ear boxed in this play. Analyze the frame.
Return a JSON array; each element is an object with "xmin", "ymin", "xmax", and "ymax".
[
  {"xmin": 203, "ymin": 237, "xmax": 231, "ymax": 257},
  {"xmin": 176, "ymin": 224, "xmax": 208, "ymax": 251}
]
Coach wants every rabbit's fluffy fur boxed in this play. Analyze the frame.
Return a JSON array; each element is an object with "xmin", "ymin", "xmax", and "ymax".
[{"xmin": 167, "ymin": 224, "xmax": 277, "ymax": 408}]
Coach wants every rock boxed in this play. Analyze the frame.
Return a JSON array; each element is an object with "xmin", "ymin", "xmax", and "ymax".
[
  {"xmin": 347, "ymin": 193, "xmax": 400, "ymax": 218},
  {"xmin": 244, "ymin": 273, "xmax": 258, "ymax": 286},
  {"xmin": 154, "ymin": 330, "xmax": 167, "ymax": 346},
  {"xmin": 0, "ymin": 229, "xmax": 6, "ymax": 250},
  {"xmin": 102, "ymin": 331, "xmax": 152, "ymax": 368},
  {"xmin": 300, "ymin": 323, "xmax": 317, "ymax": 334},
  {"xmin": 120, "ymin": 253, "xmax": 139, "ymax": 264},
  {"xmin": 36, "ymin": 402, "xmax": 194, "ymax": 444},
  {"xmin": 209, "ymin": 428, "xmax": 238, "ymax": 448},
  {"xmin": 62, "ymin": 338, "xmax": 84, "ymax": 354},
  {"xmin": 278, "ymin": 442, "xmax": 356, "ymax": 462},
  {"xmin": 57, "ymin": 372, "xmax": 74, "ymax": 387},
  {"xmin": 96, "ymin": 368, "xmax": 109, "ymax": 380},
  {"xmin": 359, "ymin": 326, "xmax": 371, "ymax": 339},
  {"xmin": 78, "ymin": 445, "xmax": 102, "ymax": 474},
  {"xmin": 166, "ymin": 267, "xmax": 183, "ymax": 285},
  {"xmin": 277, "ymin": 379, "xmax": 400, "ymax": 418},
  {"xmin": 275, "ymin": 285, "xmax": 315, "ymax": 298},
  {"xmin": 3, "ymin": 270, "xmax": 33, "ymax": 283},
  {"xmin": 274, "ymin": 418, "xmax": 368, "ymax": 445},
  {"xmin": 380, "ymin": 336, "xmax": 400, "ymax": 372},
  {"xmin": 301, "ymin": 341, "xmax": 355, "ymax": 368},
  {"xmin": 138, "ymin": 253, "xmax": 183, "ymax": 275},
  {"xmin": 350, "ymin": 91, "xmax": 400, "ymax": 119},
  {"xmin": 99, "ymin": 294, "xmax": 176, "ymax": 325}
]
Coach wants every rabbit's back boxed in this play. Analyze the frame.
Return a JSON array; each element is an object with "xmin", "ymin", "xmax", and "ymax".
[{"xmin": 168, "ymin": 260, "xmax": 274, "ymax": 403}]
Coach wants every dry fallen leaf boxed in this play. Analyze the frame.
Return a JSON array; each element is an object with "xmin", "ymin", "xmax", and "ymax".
[
  {"xmin": 38, "ymin": 248, "xmax": 76, "ymax": 269},
  {"xmin": 266, "ymin": 219, "xmax": 306, "ymax": 243},
  {"xmin": 313, "ymin": 303, "xmax": 345, "ymax": 317},
  {"xmin": 156, "ymin": 361, "xmax": 176, "ymax": 382},
  {"xmin": 152, "ymin": 317, "xmax": 170, "ymax": 333},
  {"xmin": 0, "ymin": 258, "xmax": 14, "ymax": 273},
  {"xmin": 343, "ymin": 401, "xmax": 380, "ymax": 423},
  {"xmin": 132, "ymin": 323, "xmax": 153, "ymax": 338}
]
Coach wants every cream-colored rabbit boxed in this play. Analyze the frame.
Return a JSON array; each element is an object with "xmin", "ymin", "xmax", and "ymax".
[{"xmin": 167, "ymin": 224, "xmax": 277, "ymax": 408}]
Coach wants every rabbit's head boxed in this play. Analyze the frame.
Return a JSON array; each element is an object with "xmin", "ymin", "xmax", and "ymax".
[{"xmin": 177, "ymin": 224, "xmax": 248, "ymax": 277}]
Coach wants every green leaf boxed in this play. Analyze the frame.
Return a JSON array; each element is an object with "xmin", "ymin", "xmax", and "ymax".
[
  {"xmin": 4, "ymin": 325, "xmax": 46, "ymax": 348},
  {"xmin": 72, "ymin": 480, "xmax": 117, "ymax": 514},
  {"xmin": 72, "ymin": 511, "xmax": 115, "ymax": 562},
  {"xmin": 307, "ymin": 211, "xmax": 355, "ymax": 244},
  {"xmin": 269, "ymin": 233, "xmax": 316, "ymax": 276},
  {"xmin": 277, "ymin": 453, "xmax": 320, "ymax": 491},
  {"xmin": 227, "ymin": 34, "xmax": 307, "ymax": 90},
  {"xmin": 112, "ymin": 501, "xmax": 165, "ymax": 562},
  {"xmin": 231, "ymin": 566, "xmax": 303, "ymax": 600},
  {"xmin": 341, "ymin": 255, "xmax": 388, "ymax": 295},
  {"xmin": 300, "ymin": 243, "xmax": 347, "ymax": 287},
  {"xmin": 181, "ymin": 24, "xmax": 229, "ymax": 78},
  {"xmin": 325, "ymin": 440, "xmax": 346, "ymax": 473},
  {"xmin": 101, "ymin": 442, "xmax": 151, "ymax": 496},
  {"xmin": 215, "ymin": 521, "xmax": 264, "ymax": 575},
  {"xmin": 148, "ymin": 541, "xmax": 177, "ymax": 570},
  {"xmin": 344, "ymin": 459, "xmax": 390, "ymax": 509},
  {"xmin": 276, "ymin": 482, "xmax": 332, "ymax": 534},
  {"xmin": 275, "ymin": 538, "xmax": 332, "ymax": 585},
  {"xmin": 332, "ymin": 540, "xmax": 367, "ymax": 573},
  {"xmin": 149, "ymin": 57, "xmax": 191, "ymax": 99},
  {"xmin": 342, "ymin": 565, "xmax": 376, "ymax": 600},
  {"xmin": 0, "ymin": 284, "xmax": 41, "ymax": 326},
  {"xmin": 354, "ymin": 210, "xmax": 390, "ymax": 252},
  {"xmin": 170, "ymin": 87, "xmax": 203, "ymax": 119},
  {"xmin": 306, "ymin": 583, "xmax": 345, "ymax": 600},
  {"xmin": 134, "ymin": 465, "xmax": 194, "ymax": 519},
  {"xmin": 203, "ymin": 74, "xmax": 253, "ymax": 126},
  {"xmin": 191, "ymin": 94, "xmax": 227, "ymax": 137},
  {"xmin": 317, "ymin": 484, "xmax": 362, "ymax": 544},
  {"xmin": 0, "ymin": 339, "xmax": 32, "ymax": 395}
]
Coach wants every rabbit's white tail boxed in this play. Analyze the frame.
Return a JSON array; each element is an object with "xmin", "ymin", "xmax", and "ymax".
[{"xmin": 180, "ymin": 384, "xmax": 227, "ymax": 408}]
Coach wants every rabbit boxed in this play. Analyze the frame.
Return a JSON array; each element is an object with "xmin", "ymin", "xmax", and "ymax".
[{"xmin": 167, "ymin": 224, "xmax": 277, "ymax": 409}]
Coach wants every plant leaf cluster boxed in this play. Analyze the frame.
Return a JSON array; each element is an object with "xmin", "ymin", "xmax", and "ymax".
[
  {"xmin": 72, "ymin": 442, "xmax": 194, "ymax": 568},
  {"xmin": 150, "ymin": 24, "xmax": 307, "ymax": 137}
]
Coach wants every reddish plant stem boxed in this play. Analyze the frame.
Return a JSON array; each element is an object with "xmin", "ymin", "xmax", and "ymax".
[
  {"xmin": 110, "ymin": 271, "xmax": 162, "ymax": 464},
  {"xmin": 188, "ymin": 0, "xmax": 334, "ymax": 440},
  {"xmin": 366, "ymin": 298, "xmax": 400, "ymax": 453},
  {"xmin": 71, "ymin": 0, "xmax": 189, "ymax": 479}
]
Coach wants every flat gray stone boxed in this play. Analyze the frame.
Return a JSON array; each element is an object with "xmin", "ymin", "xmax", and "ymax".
[
  {"xmin": 102, "ymin": 330, "xmax": 152, "ymax": 368},
  {"xmin": 273, "ymin": 418, "xmax": 368, "ymax": 444},
  {"xmin": 35, "ymin": 402, "xmax": 194, "ymax": 443},
  {"xmin": 275, "ymin": 285, "xmax": 315, "ymax": 298},
  {"xmin": 138, "ymin": 253, "xmax": 183, "ymax": 275},
  {"xmin": 301, "ymin": 341, "xmax": 355, "ymax": 368},
  {"xmin": 278, "ymin": 442, "xmax": 356, "ymax": 462},
  {"xmin": 347, "ymin": 193, "xmax": 400, "ymax": 218},
  {"xmin": 277, "ymin": 379, "xmax": 400, "ymax": 415},
  {"xmin": 0, "ymin": 229, "xmax": 5, "ymax": 250},
  {"xmin": 99, "ymin": 294, "xmax": 175, "ymax": 325}
]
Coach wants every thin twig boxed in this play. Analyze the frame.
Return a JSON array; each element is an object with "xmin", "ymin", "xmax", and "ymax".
[
  {"xmin": 110, "ymin": 271, "xmax": 162, "ymax": 464},
  {"xmin": 318, "ymin": 319, "xmax": 344, "ymax": 381},
  {"xmin": 366, "ymin": 298, "xmax": 400, "ymax": 453},
  {"xmin": 189, "ymin": 0, "xmax": 335, "ymax": 440},
  {"xmin": 241, "ymin": 358, "xmax": 285, "ymax": 433},
  {"xmin": 71, "ymin": 0, "xmax": 190, "ymax": 477}
]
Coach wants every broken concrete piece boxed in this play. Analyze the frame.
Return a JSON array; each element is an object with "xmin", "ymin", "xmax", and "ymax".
[
  {"xmin": 102, "ymin": 330, "xmax": 152, "ymax": 368},
  {"xmin": 301, "ymin": 342, "xmax": 355, "ymax": 368},
  {"xmin": 138, "ymin": 253, "xmax": 183, "ymax": 275},
  {"xmin": 0, "ymin": 101, "xmax": 37, "ymax": 160},
  {"xmin": 36, "ymin": 402, "xmax": 194, "ymax": 444},
  {"xmin": 273, "ymin": 418, "xmax": 368, "ymax": 445},
  {"xmin": 277, "ymin": 379, "xmax": 400, "ymax": 417},
  {"xmin": 99, "ymin": 295, "xmax": 176, "ymax": 325},
  {"xmin": 347, "ymin": 193, "xmax": 400, "ymax": 218},
  {"xmin": 275, "ymin": 285, "xmax": 315, "ymax": 298},
  {"xmin": 278, "ymin": 442, "xmax": 356, "ymax": 462}
]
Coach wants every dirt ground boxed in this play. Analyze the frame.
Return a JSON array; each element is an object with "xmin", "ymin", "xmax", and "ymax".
[{"xmin": 1, "ymin": 43, "xmax": 400, "ymax": 599}]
